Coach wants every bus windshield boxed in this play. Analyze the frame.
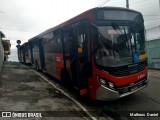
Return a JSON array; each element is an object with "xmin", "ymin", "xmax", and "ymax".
[{"xmin": 95, "ymin": 23, "xmax": 145, "ymax": 67}]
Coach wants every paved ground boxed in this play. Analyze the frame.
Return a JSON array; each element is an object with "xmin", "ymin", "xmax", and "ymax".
[
  {"xmin": 0, "ymin": 62, "xmax": 98, "ymax": 120},
  {"xmin": 0, "ymin": 62, "xmax": 160, "ymax": 120},
  {"xmin": 76, "ymin": 69, "xmax": 160, "ymax": 120}
]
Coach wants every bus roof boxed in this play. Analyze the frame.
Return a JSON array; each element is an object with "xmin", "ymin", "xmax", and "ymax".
[{"xmin": 28, "ymin": 7, "xmax": 141, "ymax": 42}]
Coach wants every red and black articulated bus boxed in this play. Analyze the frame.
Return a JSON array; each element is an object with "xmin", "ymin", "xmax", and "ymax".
[
  {"xmin": 19, "ymin": 7, "xmax": 148, "ymax": 100},
  {"xmin": 18, "ymin": 42, "xmax": 31, "ymax": 64}
]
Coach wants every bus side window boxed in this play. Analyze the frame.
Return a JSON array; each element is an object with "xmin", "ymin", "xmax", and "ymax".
[
  {"xmin": 78, "ymin": 33, "xmax": 87, "ymax": 53},
  {"xmin": 50, "ymin": 38, "xmax": 56, "ymax": 53},
  {"xmin": 43, "ymin": 32, "xmax": 54, "ymax": 53},
  {"xmin": 55, "ymin": 33, "xmax": 62, "ymax": 53},
  {"xmin": 77, "ymin": 31, "xmax": 87, "ymax": 55},
  {"xmin": 64, "ymin": 29, "xmax": 74, "ymax": 56},
  {"xmin": 77, "ymin": 25, "xmax": 88, "ymax": 63}
]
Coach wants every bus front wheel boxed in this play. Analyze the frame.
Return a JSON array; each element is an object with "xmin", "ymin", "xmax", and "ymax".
[
  {"xmin": 61, "ymin": 69, "xmax": 71, "ymax": 87},
  {"xmin": 35, "ymin": 61, "xmax": 40, "ymax": 72}
]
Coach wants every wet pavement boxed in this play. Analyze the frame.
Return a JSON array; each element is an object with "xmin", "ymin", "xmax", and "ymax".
[
  {"xmin": 0, "ymin": 62, "xmax": 160, "ymax": 120},
  {"xmin": 75, "ymin": 69, "xmax": 160, "ymax": 120},
  {"xmin": 0, "ymin": 62, "xmax": 96, "ymax": 120}
]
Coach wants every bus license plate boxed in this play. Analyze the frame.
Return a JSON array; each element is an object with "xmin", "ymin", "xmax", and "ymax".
[{"xmin": 130, "ymin": 86, "xmax": 138, "ymax": 92}]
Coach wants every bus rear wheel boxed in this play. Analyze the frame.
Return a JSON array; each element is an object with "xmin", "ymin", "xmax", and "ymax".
[
  {"xmin": 61, "ymin": 69, "xmax": 72, "ymax": 87},
  {"xmin": 35, "ymin": 61, "xmax": 40, "ymax": 72}
]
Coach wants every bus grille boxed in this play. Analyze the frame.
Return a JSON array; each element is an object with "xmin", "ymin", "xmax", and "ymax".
[
  {"xmin": 117, "ymin": 77, "xmax": 148, "ymax": 95},
  {"xmin": 112, "ymin": 63, "xmax": 146, "ymax": 77}
]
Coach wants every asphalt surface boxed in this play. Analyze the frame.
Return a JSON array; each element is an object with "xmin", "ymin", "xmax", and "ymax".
[
  {"xmin": 77, "ymin": 69, "xmax": 160, "ymax": 120},
  {"xmin": 0, "ymin": 62, "xmax": 160, "ymax": 120},
  {"xmin": 0, "ymin": 62, "xmax": 101, "ymax": 120}
]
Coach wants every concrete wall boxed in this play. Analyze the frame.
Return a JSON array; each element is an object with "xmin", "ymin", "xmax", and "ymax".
[
  {"xmin": 146, "ymin": 39, "xmax": 160, "ymax": 69},
  {"xmin": 0, "ymin": 36, "xmax": 4, "ymax": 72},
  {"xmin": 146, "ymin": 26, "xmax": 160, "ymax": 69},
  {"xmin": 146, "ymin": 26, "xmax": 160, "ymax": 41}
]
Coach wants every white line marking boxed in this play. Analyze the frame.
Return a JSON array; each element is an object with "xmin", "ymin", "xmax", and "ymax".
[{"xmin": 30, "ymin": 69, "xmax": 97, "ymax": 120}]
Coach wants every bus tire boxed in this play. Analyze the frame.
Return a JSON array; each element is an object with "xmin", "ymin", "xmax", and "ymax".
[
  {"xmin": 35, "ymin": 61, "xmax": 40, "ymax": 72},
  {"xmin": 61, "ymin": 69, "xmax": 71, "ymax": 87}
]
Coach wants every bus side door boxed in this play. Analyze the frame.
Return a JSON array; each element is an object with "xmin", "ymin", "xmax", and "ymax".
[
  {"xmin": 62, "ymin": 21, "xmax": 90, "ymax": 95},
  {"xmin": 73, "ymin": 21, "xmax": 91, "ymax": 95}
]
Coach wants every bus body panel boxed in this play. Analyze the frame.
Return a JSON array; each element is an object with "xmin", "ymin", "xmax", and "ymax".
[
  {"xmin": 95, "ymin": 67, "xmax": 148, "ymax": 87},
  {"xmin": 88, "ymin": 56, "xmax": 148, "ymax": 100},
  {"xmin": 32, "ymin": 40, "xmax": 41, "ymax": 69},
  {"xmin": 44, "ymin": 52, "xmax": 57, "ymax": 77},
  {"xmin": 54, "ymin": 53, "xmax": 64, "ymax": 80},
  {"xmin": 44, "ymin": 52, "xmax": 64, "ymax": 80},
  {"xmin": 17, "ymin": 7, "xmax": 148, "ymax": 100},
  {"xmin": 18, "ymin": 43, "xmax": 32, "ymax": 64}
]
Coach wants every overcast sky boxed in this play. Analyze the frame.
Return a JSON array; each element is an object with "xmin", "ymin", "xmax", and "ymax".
[{"xmin": 0, "ymin": 0, "xmax": 160, "ymax": 49}]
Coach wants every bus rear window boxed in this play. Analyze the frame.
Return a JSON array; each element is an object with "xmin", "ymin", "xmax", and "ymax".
[{"xmin": 96, "ymin": 9, "xmax": 143, "ymax": 22}]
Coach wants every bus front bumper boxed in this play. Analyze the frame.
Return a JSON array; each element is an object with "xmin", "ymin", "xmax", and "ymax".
[{"xmin": 96, "ymin": 78, "xmax": 148, "ymax": 101}]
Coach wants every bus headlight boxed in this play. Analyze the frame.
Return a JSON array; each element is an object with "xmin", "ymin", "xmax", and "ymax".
[
  {"xmin": 97, "ymin": 76, "xmax": 115, "ymax": 90},
  {"xmin": 99, "ymin": 78, "xmax": 106, "ymax": 85},
  {"xmin": 108, "ymin": 82, "xmax": 114, "ymax": 89}
]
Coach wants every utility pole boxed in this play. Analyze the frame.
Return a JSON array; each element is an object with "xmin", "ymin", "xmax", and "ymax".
[{"xmin": 126, "ymin": 0, "xmax": 129, "ymax": 8}]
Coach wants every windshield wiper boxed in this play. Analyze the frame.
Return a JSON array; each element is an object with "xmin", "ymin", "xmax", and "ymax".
[
  {"xmin": 111, "ymin": 22, "xmax": 132, "ymax": 53},
  {"xmin": 123, "ymin": 27, "xmax": 130, "ymax": 51},
  {"xmin": 111, "ymin": 22, "xmax": 123, "ymax": 34}
]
